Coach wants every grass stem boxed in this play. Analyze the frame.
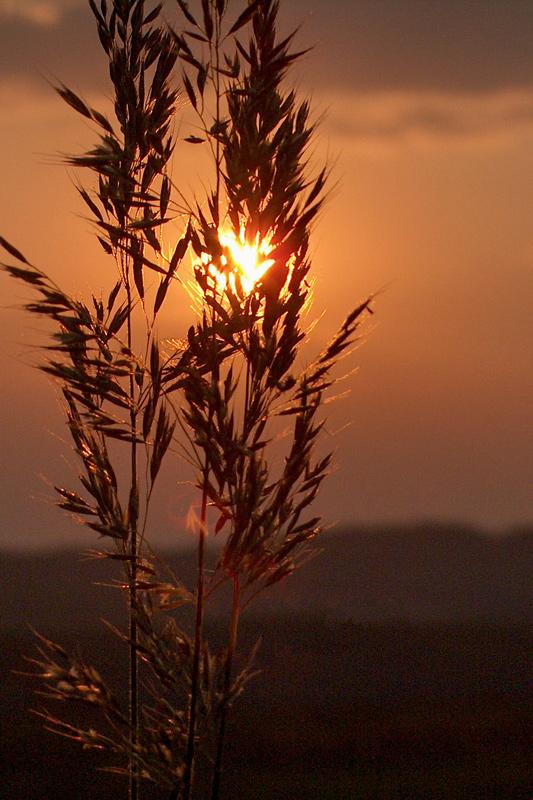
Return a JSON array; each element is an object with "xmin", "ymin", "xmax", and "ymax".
[
  {"xmin": 211, "ymin": 575, "xmax": 241, "ymax": 800},
  {"xmin": 126, "ymin": 272, "xmax": 139, "ymax": 800},
  {"xmin": 181, "ymin": 472, "xmax": 209, "ymax": 800}
]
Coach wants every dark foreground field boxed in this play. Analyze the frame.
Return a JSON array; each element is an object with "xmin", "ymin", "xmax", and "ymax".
[
  {"xmin": 1, "ymin": 621, "xmax": 532, "ymax": 799},
  {"xmin": 1, "ymin": 525, "xmax": 532, "ymax": 799}
]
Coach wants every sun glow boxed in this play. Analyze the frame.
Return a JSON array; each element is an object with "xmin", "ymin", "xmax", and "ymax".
[{"xmin": 216, "ymin": 228, "xmax": 275, "ymax": 294}]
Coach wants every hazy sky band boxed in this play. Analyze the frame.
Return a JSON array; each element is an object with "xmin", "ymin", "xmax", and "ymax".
[{"xmin": 0, "ymin": 0, "xmax": 531, "ymax": 548}]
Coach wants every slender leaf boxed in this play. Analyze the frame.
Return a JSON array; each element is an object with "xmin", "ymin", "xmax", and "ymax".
[
  {"xmin": 201, "ymin": 0, "xmax": 213, "ymax": 41},
  {"xmin": 182, "ymin": 72, "xmax": 198, "ymax": 110},
  {"xmin": 0, "ymin": 236, "xmax": 30, "ymax": 264},
  {"xmin": 56, "ymin": 84, "xmax": 92, "ymax": 119},
  {"xmin": 226, "ymin": 0, "xmax": 263, "ymax": 36},
  {"xmin": 176, "ymin": 0, "xmax": 199, "ymax": 28}
]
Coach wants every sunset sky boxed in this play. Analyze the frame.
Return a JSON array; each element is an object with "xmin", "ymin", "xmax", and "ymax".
[{"xmin": 0, "ymin": 0, "xmax": 532, "ymax": 550}]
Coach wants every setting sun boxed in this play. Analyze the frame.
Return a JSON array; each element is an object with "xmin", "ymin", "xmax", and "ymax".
[{"xmin": 218, "ymin": 228, "xmax": 275, "ymax": 294}]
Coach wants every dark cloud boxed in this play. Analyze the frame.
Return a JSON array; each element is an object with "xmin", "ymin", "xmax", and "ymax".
[
  {"xmin": 286, "ymin": 0, "xmax": 533, "ymax": 94},
  {"xmin": 1, "ymin": 1, "xmax": 531, "ymax": 98},
  {"xmin": 0, "ymin": 3, "xmax": 105, "ymax": 90}
]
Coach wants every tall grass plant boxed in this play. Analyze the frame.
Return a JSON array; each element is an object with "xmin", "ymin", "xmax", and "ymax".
[{"xmin": 1, "ymin": 1, "xmax": 372, "ymax": 797}]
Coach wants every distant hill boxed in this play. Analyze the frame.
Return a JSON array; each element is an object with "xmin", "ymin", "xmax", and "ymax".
[
  {"xmin": 277, "ymin": 522, "xmax": 533, "ymax": 622},
  {"xmin": 1, "ymin": 522, "xmax": 531, "ymax": 633}
]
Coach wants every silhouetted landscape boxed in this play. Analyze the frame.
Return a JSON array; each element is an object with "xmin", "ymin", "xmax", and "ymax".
[{"xmin": 1, "ymin": 523, "xmax": 532, "ymax": 798}]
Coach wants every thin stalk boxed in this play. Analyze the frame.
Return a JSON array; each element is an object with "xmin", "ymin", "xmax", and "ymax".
[
  {"xmin": 182, "ymin": 23, "xmax": 225, "ymax": 788},
  {"xmin": 128, "ymin": 439, "xmax": 139, "ymax": 800},
  {"xmin": 124, "ymin": 262, "xmax": 139, "ymax": 800},
  {"xmin": 211, "ymin": 575, "xmax": 240, "ymax": 800},
  {"xmin": 180, "ymin": 469, "xmax": 208, "ymax": 800},
  {"xmin": 214, "ymin": 4, "xmax": 222, "ymax": 228},
  {"xmin": 182, "ymin": 304, "xmax": 220, "ymax": 800}
]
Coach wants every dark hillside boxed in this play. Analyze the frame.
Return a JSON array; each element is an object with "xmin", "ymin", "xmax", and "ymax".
[
  {"xmin": 2, "ymin": 523, "xmax": 532, "ymax": 632},
  {"xmin": 278, "ymin": 522, "xmax": 533, "ymax": 622}
]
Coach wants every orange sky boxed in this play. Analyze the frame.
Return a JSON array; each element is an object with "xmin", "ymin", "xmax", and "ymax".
[{"xmin": 0, "ymin": 0, "xmax": 532, "ymax": 549}]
